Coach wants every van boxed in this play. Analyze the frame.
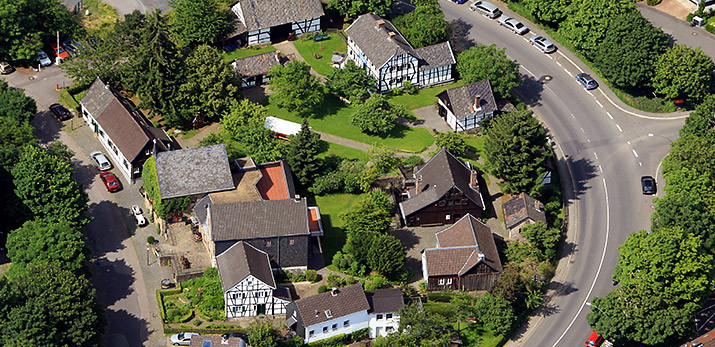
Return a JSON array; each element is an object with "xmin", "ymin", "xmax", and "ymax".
[{"xmin": 470, "ymin": 1, "xmax": 502, "ymax": 19}]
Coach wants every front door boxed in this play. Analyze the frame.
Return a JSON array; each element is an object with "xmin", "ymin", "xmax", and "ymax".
[{"xmin": 257, "ymin": 304, "xmax": 266, "ymax": 315}]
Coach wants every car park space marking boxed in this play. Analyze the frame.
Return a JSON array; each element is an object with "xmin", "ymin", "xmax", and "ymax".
[
  {"xmin": 547, "ymin": 54, "xmax": 553, "ymax": 59},
  {"xmin": 627, "ymin": 141, "xmax": 631, "ymax": 144},
  {"xmin": 586, "ymin": 90, "xmax": 594, "ymax": 96},
  {"xmin": 571, "ymin": 113, "xmax": 575, "ymax": 118},
  {"xmin": 564, "ymin": 69, "xmax": 573, "ymax": 77},
  {"xmin": 580, "ymin": 127, "xmax": 585, "ymax": 134},
  {"xmin": 595, "ymin": 100, "xmax": 604, "ymax": 108},
  {"xmin": 594, "ymin": 152, "xmax": 598, "ymax": 160},
  {"xmin": 587, "ymin": 139, "xmax": 591, "ymax": 143},
  {"xmin": 639, "ymin": 162, "xmax": 643, "ymax": 167},
  {"xmin": 606, "ymin": 112, "xmax": 613, "ymax": 120},
  {"xmin": 556, "ymin": 50, "xmax": 581, "ymax": 69},
  {"xmin": 616, "ymin": 124, "xmax": 623, "ymax": 132},
  {"xmin": 632, "ymin": 149, "xmax": 639, "ymax": 158},
  {"xmin": 555, "ymin": 61, "xmax": 562, "ymax": 66}
]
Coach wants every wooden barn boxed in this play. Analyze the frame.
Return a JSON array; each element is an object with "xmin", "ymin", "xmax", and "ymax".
[{"xmin": 230, "ymin": 0, "xmax": 324, "ymax": 45}]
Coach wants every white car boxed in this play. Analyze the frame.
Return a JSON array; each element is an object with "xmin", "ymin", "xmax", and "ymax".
[
  {"xmin": 498, "ymin": 16, "xmax": 529, "ymax": 35},
  {"xmin": 132, "ymin": 205, "xmax": 147, "ymax": 227},
  {"xmin": 38, "ymin": 49, "xmax": 52, "ymax": 67},
  {"xmin": 170, "ymin": 332, "xmax": 199, "ymax": 346},
  {"xmin": 90, "ymin": 151, "xmax": 112, "ymax": 171}
]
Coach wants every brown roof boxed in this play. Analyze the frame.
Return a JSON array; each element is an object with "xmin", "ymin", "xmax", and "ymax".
[
  {"xmin": 682, "ymin": 329, "xmax": 715, "ymax": 347},
  {"xmin": 233, "ymin": 51, "xmax": 281, "ymax": 78},
  {"xmin": 502, "ymin": 193, "xmax": 546, "ymax": 229},
  {"xmin": 155, "ymin": 144, "xmax": 235, "ymax": 199},
  {"xmin": 424, "ymin": 214, "xmax": 502, "ymax": 276},
  {"xmin": 257, "ymin": 161, "xmax": 295, "ymax": 200},
  {"xmin": 399, "ymin": 149, "xmax": 484, "ymax": 218},
  {"xmin": 345, "ymin": 13, "xmax": 418, "ymax": 69},
  {"xmin": 190, "ymin": 335, "xmax": 245, "ymax": 347},
  {"xmin": 415, "ymin": 41, "xmax": 455, "ymax": 71},
  {"xmin": 216, "ymin": 241, "xmax": 276, "ymax": 292},
  {"xmin": 365, "ymin": 288, "xmax": 404, "ymax": 314},
  {"xmin": 209, "ymin": 198, "xmax": 310, "ymax": 241},
  {"xmin": 234, "ymin": 0, "xmax": 324, "ymax": 32},
  {"xmin": 294, "ymin": 283, "xmax": 370, "ymax": 326},
  {"xmin": 437, "ymin": 80, "xmax": 497, "ymax": 119}
]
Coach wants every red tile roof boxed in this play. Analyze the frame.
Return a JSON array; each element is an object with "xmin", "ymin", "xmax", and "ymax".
[
  {"xmin": 308, "ymin": 206, "xmax": 322, "ymax": 233},
  {"xmin": 257, "ymin": 161, "xmax": 290, "ymax": 200}
]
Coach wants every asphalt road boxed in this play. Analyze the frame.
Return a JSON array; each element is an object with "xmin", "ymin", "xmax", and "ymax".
[
  {"xmin": 101, "ymin": 0, "xmax": 169, "ymax": 16},
  {"xmin": 438, "ymin": 1, "xmax": 686, "ymax": 345},
  {"xmin": 638, "ymin": 3, "xmax": 715, "ymax": 60}
]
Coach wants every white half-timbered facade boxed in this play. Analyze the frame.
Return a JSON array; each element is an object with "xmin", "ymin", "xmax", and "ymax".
[
  {"xmin": 231, "ymin": 0, "xmax": 323, "ymax": 45},
  {"xmin": 345, "ymin": 14, "xmax": 455, "ymax": 93},
  {"xmin": 217, "ymin": 242, "xmax": 292, "ymax": 318},
  {"xmin": 436, "ymin": 80, "xmax": 498, "ymax": 132}
]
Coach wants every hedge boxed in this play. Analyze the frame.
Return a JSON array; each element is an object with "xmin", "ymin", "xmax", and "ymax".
[
  {"xmin": 59, "ymin": 89, "xmax": 80, "ymax": 111},
  {"xmin": 157, "ymin": 287, "xmax": 183, "ymax": 321},
  {"xmin": 308, "ymin": 327, "xmax": 370, "ymax": 346}
]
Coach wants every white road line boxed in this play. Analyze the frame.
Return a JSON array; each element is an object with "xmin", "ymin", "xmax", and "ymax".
[
  {"xmin": 547, "ymin": 54, "xmax": 553, "ymax": 60},
  {"xmin": 586, "ymin": 90, "xmax": 594, "ymax": 97},
  {"xmin": 587, "ymin": 139, "xmax": 591, "ymax": 143},
  {"xmin": 556, "ymin": 50, "xmax": 580, "ymax": 69},
  {"xmin": 593, "ymin": 152, "xmax": 598, "ymax": 160},
  {"xmin": 556, "ymin": 61, "xmax": 562, "ymax": 66},
  {"xmin": 599, "ymin": 165, "xmax": 603, "ymax": 172},
  {"xmin": 606, "ymin": 112, "xmax": 613, "ymax": 120},
  {"xmin": 616, "ymin": 124, "xmax": 623, "ymax": 132},
  {"xmin": 597, "ymin": 89, "xmax": 687, "ymax": 120},
  {"xmin": 648, "ymin": 133, "xmax": 654, "ymax": 137},
  {"xmin": 627, "ymin": 141, "xmax": 631, "ymax": 145},
  {"xmin": 571, "ymin": 113, "xmax": 575, "ymax": 118},
  {"xmin": 564, "ymin": 69, "xmax": 573, "ymax": 77},
  {"xmin": 552, "ymin": 178, "xmax": 610, "ymax": 347},
  {"xmin": 639, "ymin": 162, "xmax": 643, "ymax": 167},
  {"xmin": 580, "ymin": 128, "xmax": 585, "ymax": 134},
  {"xmin": 595, "ymin": 100, "xmax": 604, "ymax": 108},
  {"xmin": 632, "ymin": 149, "xmax": 639, "ymax": 158},
  {"xmin": 522, "ymin": 66, "xmax": 536, "ymax": 78}
]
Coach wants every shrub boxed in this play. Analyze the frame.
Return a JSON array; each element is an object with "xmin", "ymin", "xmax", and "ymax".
[
  {"xmin": 364, "ymin": 276, "xmax": 388, "ymax": 290},
  {"xmin": 305, "ymin": 269, "xmax": 319, "ymax": 283},
  {"xmin": 318, "ymin": 285, "xmax": 329, "ymax": 293},
  {"xmin": 403, "ymin": 155, "xmax": 423, "ymax": 166},
  {"xmin": 401, "ymin": 81, "xmax": 418, "ymax": 95},
  {"xmin": 646, "ymin": 0, "xmax": 661, "ymax": 5},
  {"xmin": 147, "ymin": 236, "xmax": 155, "ymax": 244},
  {"xmin": 193, "ymin": 319, "xmax": 203, "ymax": 326},
  {"xmin": 167, "ymin": 309, "xmax": 182, "ymax": 323}
]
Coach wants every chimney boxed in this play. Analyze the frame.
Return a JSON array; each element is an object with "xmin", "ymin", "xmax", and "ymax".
[
  {"xmin": 415, "ymin": 175, "xmax": 423, "ymax": 192},
  {"xmin": 388, "ymin": 31, "xmax": 396, "ymax": 40},
  {"xmin": 469, "ymin": 165, "xmax": 478, "ymax": 189},
  {"xmin": 473, "ymin": 94, "xmax": 482, "ymax": 111},
  {"xmin": 331, "ymin": 287, "xmax": 338, "ymax": 296},
  {"xmin": 376, "ymin": 19, "xmax": 386, "ymax": 29},
  {"xmin": 534, "ymin": 200, "xmax": 543, "ymax": 212}
]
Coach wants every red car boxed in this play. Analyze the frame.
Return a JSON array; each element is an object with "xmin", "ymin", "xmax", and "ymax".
[
  {"xmin": 50, "ymin": 43, "xmax": 69, "ymax": 60},
  {"xmin": 100, "ymin": 172, "xmax": 121, "ymax": 192},
  {"xmin": 585, "ymin": 330, "xmax": 605, "ymax": 346}
]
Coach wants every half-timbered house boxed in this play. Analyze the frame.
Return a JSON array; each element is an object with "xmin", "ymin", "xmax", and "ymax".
[
  {"xmin": 344, "ymin": 13, "xmax": 456, "ymax": 92},
  {"xmin": 437, "ymin": 80, "xmax": 497, "ymax": 132},
  {"xmin": 399, "ymin": 148, "xmax": 485, "ymax": 226},
  {"xmin": 422, "ymin": 214, "xmax": 502, "ymax": 291},
  {"xmin": 230, "ymin": 0, "xmax": 324, "ymax": 45},
  {"xmin": 232, "ymin": 51, "xmax": 294, "ymax": 88},
  {"xmin": 217, "ymin": 241, "xmax": 292, "ymax": 318}
]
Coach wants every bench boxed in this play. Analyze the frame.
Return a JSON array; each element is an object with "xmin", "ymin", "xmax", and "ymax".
[{"xmin": 312, "ymin": 34, "xmax": 330, "ymax": 42}]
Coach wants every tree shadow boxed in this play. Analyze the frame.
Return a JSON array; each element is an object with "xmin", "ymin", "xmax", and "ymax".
[
  {"xmin": 563, "ymin": 156, "xmax": 598, "ymax": 200},
  {"xmin": 90, "ymin": 257, "xmax": 136, "ymax": 308},
  {"xmin": 84, "ymin": 200, "xmax": 131, "ymax": 258},
  {"xmin": 391, "ymin": 228, "xmax": 421, "ymax": 251},
  {"xmin": 478, "ymin": 173, "xmax": 497, "ymax": 220},
  {"xmin": 513, "ymin": 74, "xmax": 546, "ymax": 107},
  {"xmin": 548, "ymin": 280, "xmax": 579, "ymax": 298},
  {"xmin": 391, "ymin": 0, "xmax": 417, "ymax": 16},
  {"xmin": 556, "ymin": 240, "xmax": 577, "ymax": 262},
  {"xmin": 311, "ymin": 94, "xmax": 348, "ymax": 120},
  {"xmin": 103, "ymin": 308, "xmax": 151, "ymax": 347},
  {"xmin": 71, "ymin": 157, "xmax": 99, "ymax": 188},
  {"xmin": 449, "ymin": 19, "xmax": 476, "ymax": 54},
  {"xmin": 30, "ymin": 111, "xmax": 62, "ymax": 144}
]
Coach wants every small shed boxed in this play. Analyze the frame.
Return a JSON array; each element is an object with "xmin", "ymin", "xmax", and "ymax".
[{"xmin": 265, "ymin": 116, "xmax": 309, "ymax": 139}]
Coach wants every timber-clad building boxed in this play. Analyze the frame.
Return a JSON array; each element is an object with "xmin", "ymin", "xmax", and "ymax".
[{"xmin": 231, "ymin": 0, "xmax": 324, "ymax": 45}]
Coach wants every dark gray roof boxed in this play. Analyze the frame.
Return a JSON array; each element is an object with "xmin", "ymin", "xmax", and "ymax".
[
  {"xmin": 216, "ymin": 241, "xmax": 276, "ymax": 292},
  {"xmin": 294, "ymin": 283, "xmax": 370, "ymax": 326},
  {"xmin": 415, "ymin": 41, "xmax": 455, "ymax": 71},
  {"xmin": 503, "ymin": 193, "xmax": 546, "ymax": 229},
  {"xmin": 210, "ymin": 198, "xmax": 310, "ymax": 241},
  {"xmin": 400, "ymin": 149, "xmax": 484, "ymax": 217},
  {"xmin": 155, "ymin": 144, "xmax": 235, "ymax": 198},
  {"xmin": 194, "ymin": 195, "xmax": 212, "ymax": 227},
  {"xmin": 365, "ymin": 288, "xmax": 404, "ymax": 314},
  {"xmin": 345, "ymin": 13, "xmax": 418, "ymax": 69},
  {"xmin": 232, "ymin": 51, "xmax": 281, "ymax": 78},
  {"xmin": 437, "ymin": 80, "xmax": 497, "ymax": 119},
  {"xmin": 234, "ymin": 0, "xmax": 324, "ymax": 32},
  {"xmin": 80, "ymin": 78, "xmax": 115, "ymax": 122}
]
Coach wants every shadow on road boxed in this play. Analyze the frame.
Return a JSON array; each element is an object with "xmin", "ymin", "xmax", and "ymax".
[
  {"xmin": 30, "ymin": 111, "xmax": 61, "ymax": 144},
  {"xmin": 91, "ymin": 257, "xmax": 137, "ymax": 308},
  {"xmin": 562, "ymin": 156, "xmax": 598, "ymax": 200},
  {"xmin": 72, "ymin": 158, "xmax": 99, "ymax": 189},
  {"xmin": 104, "ymin": 308, "xmax": 151, "ymax": 347},
  {"xmin": 449, "ymin": 19, "xmax": 476, "ymax": 54},
  {"xmin": 515, "ymin": 74, "xmax": 545, "ymax": 107},
  {"xmin": 84, "ymin": 201, "xmax": 134, "ymax": 258},
  {"xmin": 392, "ymin": 228, "xmax": 421, "ymax": 251}
]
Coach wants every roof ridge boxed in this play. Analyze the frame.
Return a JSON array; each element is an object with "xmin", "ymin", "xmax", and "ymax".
[
  {"xmin": 425, "ymin": 245, "xmax": 478, "ymax": 251},
  {"xmin": 457, "ymin": 249, "xmax": 477, "ymax": 275}
]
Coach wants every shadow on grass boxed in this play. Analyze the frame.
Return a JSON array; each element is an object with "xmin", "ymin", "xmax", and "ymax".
[{"xmin": 319, "ymin": 214, "xmax": 346, "ymax": 265}]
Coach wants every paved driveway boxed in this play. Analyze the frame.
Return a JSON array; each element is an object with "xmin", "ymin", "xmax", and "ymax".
[
  {"xmin": 101, "ymin": 0, "xmax": 169, "ymax": 16},
  {"xmin": 638, "ymin": 3, "xmax": 715, "ymax": 61}
]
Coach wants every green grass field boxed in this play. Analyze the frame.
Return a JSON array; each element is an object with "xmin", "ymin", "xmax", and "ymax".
[
  {"xmin": 293, "ymin": 33, "xmax": 348, "ymax": 77},
  {"xmin": 222, "ymin": 45, "xmax": 277, "ymax": 62},
  {"xmin": 317, "ymin": 141, "xmax": 368, "ymax": 161},
  {"xmin": 312, "ymin": 193, "xmax": 361, "ymax": 264},
  {"xmin": 390, "ymin": 80, "xmax": 466, "ymax": 110},
  {"xmin": 422, "ymin": 295, "xmax": 504, "ymax": 347},
  {"xmin": 267, "ymin": 94, "xmax": 435, "ymax": 153}
]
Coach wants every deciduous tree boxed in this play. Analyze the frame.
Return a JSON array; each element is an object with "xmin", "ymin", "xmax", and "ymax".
[
  {"xmin": 7, "ymin": 220, "xmax": 90, "ymax": 276},
  {"xmin": 456, "ymin": 45, "xmax": 522, "ymax": 98},
  {"xmin": 342, "ymin": 190, "xmax": 394, "ymax": 234},
  {"xmin": 522, "ymin": 0, "xmax": 571, "ymax": 25},
  {"xmin": 392, "ymin": 1, "xmax": 451, "ymax": 48},
  {"xmin": 327, "ymin": 0, "xmax": 394, "ymax": 18},
  {"xmin": 474, "ymin": 293, "xmax": 516, "ymax": 336},
  {"xmin": 652, "ymin": 44, "xmax": 715, "ymax": 103},
  {"xmin": 268, "ymin": 61, "xmax": 324, "ymax": 118},
  {"xmin": 169, "ymin": 0, "xmax": 232, "ymax": 47},
  {"xmin": 435, "ymin": 132, "xmax": 467, "ymax": 156},
  {"xmin": 557, "ymin": 0, "xmax": 635, "ymax": 59},
  {"xmin": 326, "ymin": 60, "xmax": 375, "ymax": 103},
  {"xmin": 680, "ymin": 95, "xmax": 715, "ymax": 137},
  {"xmin": 521, "ymin": 221, "xmax": 561, "ymax": 260},
  {"xmin": 351, "ymin": 94, "xmax": 405, "ymax": 135},
  {"xmin": 222, "ymin": 99, "xmax": 282, "ymax": 163}
]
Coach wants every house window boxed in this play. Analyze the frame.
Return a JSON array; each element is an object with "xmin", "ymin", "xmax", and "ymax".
[
  {"xmin": 377, "ymin": 314, "xmax": 383, "ymax": 320},
  {"xmin": 344, "ymin": 320, "xmax": 350, "ymax": 327},
  {"xmin": 386, "ymin": 326, "xmax": 394, "ymax": 332},
  {"xmin": 289, "ymin": 238, "xmax": 295, "ymax": 245},
  {"xmin": 232, "ymin": 306, "xmax": 237, "ymax": 312},
  {"xmin": 332, "ymin": 324, "xmax": 338, "ymax": 331},
  {"xmin": 386, "ymin": 313, "xmax": 393, "ymax": 319},
  {"xmin": 446, "ymin": 215, "xmax": 451, "ymax": 220},
  {"xmin": 107, "ymin": 140, "xmax": 114, "ymax": 148},
  {"xmin": 446, "ymin": 278, "xmax": 453, "ymax": 285},
  {"xmin": 242, "ymin": 306, "xmax": 247, "ymax": 312},
  {"xmin": 266, "ymin": 240, "xmax": 272, "ymax": 247},
  {"xmin": 323, "ymin": 327, "xmax": 328, "ymax": 333},
  {"xmin": 438, "ymin": 278, "xmax": 445, "ymax": 285},
  {"xmin": 123, "ymin": 159, "xmax": 129, "ymax": 169},
  {"xmin": 99, "ymin": 130, "xmax": 105, "ymax": 138},
  {"xmin": 232, "ymin": 294, "xmax": 237, "ymax": 299},
  {"xmin": 113, "ymin": 147, "xmax": 118, "ymax": 155}
]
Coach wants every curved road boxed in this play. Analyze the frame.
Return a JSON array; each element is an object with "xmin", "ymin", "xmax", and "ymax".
[{"xmin": 438, "ymin": 1, "xmax": 686, "ymax": 345}]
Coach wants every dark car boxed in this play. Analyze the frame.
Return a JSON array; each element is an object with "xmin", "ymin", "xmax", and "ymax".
[
  {"xmin": 452, "ymin": 0, "xmax": 469, "ymax": 4},
  {"xmin": 576, "ymin": 73, "xmax": 598, "ymax": 90},
  {"xmin": 641, "ymin": 176, "xmax": 656, "ymax": 195},
  {"xmin": 100, "ymin": 172, "xmax": 121, "ymax": 192},
  {"xmin": 49, "ymin": 103, "xmax": 72, "ymax": 121},
  {"xmin": 62, "ymin": 39, "xmax": 81, "ymax": 55}
]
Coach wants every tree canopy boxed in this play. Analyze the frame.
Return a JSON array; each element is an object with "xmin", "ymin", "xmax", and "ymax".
[
  {"xmin": 351, "ymin": 94, "xmax": 405, "ymax": 135},
  {"xmin": 367, "ymin": 233, "xmax": 406, "ymax": 280},
  {"xmin": 652, "ymin": 44, "xmax": 715, "ymax": 103},
  {"xmin": 392, "ymin": 0, "xmax": 451, "ymax": 48},
  {"xmin": 222, "ymin": 99, "xmax": 283, "ymax": 163},
  {"xmin": 435, "ymin": 132, "xmax": 467, "ymax": 156},
  {"xmin": 456, "ymin": 45, "xmax": 522, "ymax": 99},
  {"xmin": 327, "ymin": 0, "xmax": 394, "ymax": 18},
  {"xmin": 286, "ymin": 119, "xmax": 321, "ymax": 186},
  {"xmin": 522, "ymin": 0, "xmax": 571, "ymax": 25},
  {"xmin": 326, "ymin": 60, "xmax": 375, "ymax": 104},
  {"xmin": 268, "ymin": 61, "xmax": 324, "ymax": 118},
  {"xmin": 169, "ymin": 0, "xmax": 233, "ymax": 47}
]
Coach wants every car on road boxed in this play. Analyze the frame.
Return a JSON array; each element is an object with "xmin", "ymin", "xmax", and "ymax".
[
  {"xmin": 170, "ymin": 332, "xmax": 199, "ymax": 346},
  {"xmin": 641, "ymin": 176, "xmax": 656, "ymax": 195},
  {"xmin": 451, "ymin": 0, "xmax": 469, "ymax": 4},
  {"xmin": 0, "ymin": 61, "xmax": 14, "ymax": 75},
  {"xmin": 498, "ymin": 16, "xmax": 529, "ymax": 35},
  {"xmin": 49, "ymin": 103, "xmax": 72, "ymax": 121},
  {"xmin": 38, "ymin": 49, "xmax": 52, "ymax": 67},
  {"xmin": 576, "ymin": 73, "xmax": 598, "ymax": 90},
  {"xmin": 585, "ymin": 330, "xmax": 605, "ymax": 346},
  {"xmin": 470, "ymin": 1, "xmax": 502, "ymax": 19},
  {"xmin": 530, "ymin": 35, "xmax": 557, "ymax": 53},
  {"xmin": 132, "ymin": 205, "xmax": 147, "ymax": 227},
  {"xmin": 50, "ymin": 43, "xmax": 70, "ymax": 60},
  {"xmin": 100, "ymin": 172, "xmax": 121, "ymax": 192},
  {"xmin": 90, "ymin": 151, "xmax": 112, "ymax": 171}
]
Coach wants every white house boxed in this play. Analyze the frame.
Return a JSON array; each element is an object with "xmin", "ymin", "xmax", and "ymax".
[
  {"xmin": 230, "ymin": 0, "xmax": 323, "ymax": 45},
  {"xmin": 216, "ymin": 241, "xmax": 292, "ymax": 318},
  {"xmin": 285, "ymin": 283, "xmax": 404, "ymax": 343},
  {"xmin": 79, "ymin": 78, "xmax": 176, "ymax": 183},
  {"xmin": 436, "ymin": 80, "xmax": 497, "ymax": 132},
  {"xmin": 344, "ymin": 13, "xmax": 455, "ymax": 92}
]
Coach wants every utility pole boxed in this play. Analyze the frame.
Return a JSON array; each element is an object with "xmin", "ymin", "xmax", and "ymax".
[{"xmin": 56, "ymin": 31, "xmax": 61, "ymax": 65}]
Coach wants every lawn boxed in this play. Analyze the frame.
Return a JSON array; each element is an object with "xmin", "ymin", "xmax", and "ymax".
[
  {"xmin": 76, "ymin": 0, "xmax": 120, "ymax": 35},
  {"xmin": 222, "ymin": 45, "xmax": 277, "ymax": 62},
  {"xmin": 293, "ymin": 32, "xmax": 347, "ymax": 77},
  {"xmin": 390, "ymin": 80, "xmax": 466, "ymax": 110},
  {"xmin": 423, "ymin": 295, "xmax": 503, "ymax": 347},
  {"xmin": 318, "ymin": 141, "xmax": 368, "ymax": 161},
  {"xmin": 267, "ymin": 94, "xmax": 435, "ymax": 153},
  {"xmin": 464, "ymin": 134, "xmax": 486, "ymax": 158},
  {"xmin": 312, "ymin": 193, "xmax": 361, "ymax": 264}
]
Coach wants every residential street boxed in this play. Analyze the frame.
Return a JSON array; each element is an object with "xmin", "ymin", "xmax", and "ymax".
[{"xmin": 638, "ymin": 3, "xmax": 715, "ymax": 61}]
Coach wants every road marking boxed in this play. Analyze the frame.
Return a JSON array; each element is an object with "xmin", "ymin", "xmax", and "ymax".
[
  {"xmin": 586, "ymin": 90, "xmax": 594, "ymax": 97},
  {"xmin": 571, "ymin": 113, "xmax": 575, "ymax": 118},
  {"xmin": 627, "ymin": 141, "xmax": 631, "ymax": 144},
  {"xmin": 522, "ymin": 66, "xmax": 536, "ymax": 78},
  {"xmin": 597, "ymin": 89, "xmax": 688, "ymax": 120},
  {"xmin": 595, "ymin": 100, "xmax": 604, "ymax": 108},
  {"xmin": 556, "ymin": 61, "xmax": 562, "ymax": 66},
  {"xmin": 648, "ymin": 133, "xmax": 654, "ymax": 137},
  {"xmin": 616, "ymin": 124, "xmax": 623, "ymax": 132},
  {"xmin": 580, "ymin": 128, "xmax": 585, "ymax": 134},
  {"xmin": 606, "ymin": 112, "xmax": 613, "ymax": 120},
  {"xmin": 639, "ymin": 162, "xmax": 643, "ymax": 167},
  {"xmin": 547, "ymin": 54, "xmax": 553, "ymax": 60},
  {"xmin": 564, "ymin": 69, "xmax": 573, "ymax": 77},
  {"xmin": 587, "ymin": 139, "xmax": 591, "ymax": 143},
  {"xmin": 552, "ymin": 178, "xmax": 610, "ymax": 347},
  {"xmin": 599, "ymin": 165, "xmax": 603, "ymax": 172},
  {"xmin": 557, "ymin": 50, "xmax": 580, "ymax": 69},
  {"xmin": 632, "ymin": 149, "xmax": 639, "ymax": 158},
  {"xmin": 593, "ymin": 152, "xmax": 598, "ymax": 160}
]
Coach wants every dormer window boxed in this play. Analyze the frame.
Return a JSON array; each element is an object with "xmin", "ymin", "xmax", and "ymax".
[{"xmin": 325, "ymin": 310, "xmax": 333, "ymax": 318}]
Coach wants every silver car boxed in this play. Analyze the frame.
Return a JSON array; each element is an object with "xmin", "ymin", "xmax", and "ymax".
[
  {"xmin": 170, "ymin": 332, "xmax": 199, "ymax": 346},
  {"xmin": 38, "ymin": 49, "xmax": 52, "ymax": 67},
  {"xmin": 530, "ymin": 35, "xmax": 557, "ymax": 53},
  {"xmin": 498, "ymin": 17, "xmax": 529, "ymax": 35},
  {"xmin": 90, "ymin": 151, "xmax": 112, "ymax": 171}
]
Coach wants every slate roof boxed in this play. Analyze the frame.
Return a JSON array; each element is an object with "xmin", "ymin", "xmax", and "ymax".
[
  {"xmin": 80, "ymin": 78, "xmax": 116, "ymax": 118},
  {"xmin": 503, "ymin": 193, "xmax": 547, "ymax": 229},
  {"xmin": 210, "ymin": 198, "xmax": 310, "ymax": 241},
  {"xmin": 365, "ymin": 288, "xmax": 404, "ymax": 314},
  {"xmin": 293, "ymin": 283, "xmax": 370, "ymax": 326},
  {"xmin": 415, "ymin": 41, "xmax": 456, "ymax": 71},
  {"xmin": 155, "ymin": 144, "xmax": 235, "ymax": 199},
  {"xmin": 345, "ymin": 13, "xmax": 418, "ymax": 69},
  {"xmin": 216, "ymin": 241, "xmax": 276, "ymax": 292},
  {"xmin": 424, "ymin": 214, "xmax": 502, "ymax": 276},
  {"xmin": 437, "ymin": 80, "xmax": 497, "ymax": 119},
  {"xmin": 400, "ymin": 148, "xmax": 484, "ymax": 217},
  {"xmin": 232, "ymin": 52, "xmax": 293, "ymax": 78},
  {"xmin": 234, "ymin": 0, "xmax": 324, "ymax": 32}
]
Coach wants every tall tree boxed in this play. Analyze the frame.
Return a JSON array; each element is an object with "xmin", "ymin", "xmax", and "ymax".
[
  {"xmin": 652, "ymin": 45, "xmax": 715, "ymax": 103},
  {"xmin": 456, "ymin": 45, "xmax": 522, "ymax": 99},
  {"xmin": 367, "ymin": 233, "xmax": 406, "ymax": 280},
  {"xmin": 522, "ymin": 0, "xmax": 571, "ymax": 25},
  {"xmin": 473, "ymin": 293, "xmax": 516, "ymax": 336},
  {"xmin": 326, "ymin": 60, "xmax": 376, "ymax": 103},
  {"xmin": 268, "ymin": 61, "xmax": 324, "ymax": 118},
  {"xmin": 7, "ymin": 220, "xmax": 90, "ymax": 276},
  {"xmin": 342, "ymin": 190, "xmax": 394, "ymax": 234},
  {"xmin": 483, "ymin": 109, "xmax": 550, "ymax": 196},
  {"xmin": 680, "ymin": 95, "xmax": 715, "ymax": 137},
  {"xmin": 392, "ymin": 1, "xmax": 451, "ymax": 48},
  {"xmin": 0, "ymin": 81, "xmax": 38, "ymax": 167},
  {"xmin": 326, "ymin": 0, "xmax": 394, "ymax": 18},
  {"xmin": 351, "ymin": 94, "xmax": 405, "ymax": 135},
  {"xmin": 435, "ymin": 132, "xmax": 467, "ymax": 156},
  {"xmin": 222, "ymin": 99, "xmax": 282, "ymax": 163},
  {"xmin": 557, "ymin": 0, "xmax": 636, "ymax": 59},
  {"xmin": 286, "ymin": 119, "xmax": 321, "ymax": 186},
  {"xmin": 169, "ymin": 0, "xmax": 232, "ymax": 47},
  {"xmin": 521, "ymin": 221, "xmax": 561, "ymax": 260}
]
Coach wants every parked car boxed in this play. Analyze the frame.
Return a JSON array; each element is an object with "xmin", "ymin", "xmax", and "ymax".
[
  {"xmin": 132, "ymin": 205, "xmax": 147, "ymax": 227},
  {"xmin": 530, "ymin": 35, "xmax": 557, "ymax": 53},
  {"xmin": 641, "ymin": 176, "xmax": 656, "ymax": 195},
  {"xmin": 585, "ymin": 330, "xmax": 605, "ymax": 346},
  {"xmin": 169, "ymin": 332, "xmax": 199, "ymax": 346},
  {"xmin": 89, "ymin": 36, "xmax": 104, "ymax": 48},
  {"xmin": 100, "ymin": 172, "xmax": 121, "ymax": 192},
  {"xmin": 161, "ymin": 279, "xmax": 174, "ymax": 289},
  {"xmin": 470, "ymin": 1, "xmax": 501, "ymax": 19},
  {"xmin": 38, "ymin": 49, "xmax": 52, "ymax": 67},
  {"xmin": 0, "ymin": 61, "xmax": 14, "ymax": 75},
  {"xmin": 452, "ymin": 0, "xmax": 469, "ymax": 4},
  {"xmin": 65, "ymin": 39, "xmax": 86, "ymax": 53},
  {"xmin": 90, "ymin": 151, "xmax": 113, "ymax": 171},
  {"xmin": 50, "ymin": 43, "xmax": 69, "ymax": 60},
  {"xmin": 576, "ymin": 73, "xmax": 598, "ymax": 90},
  {"xmin": 498, "ymin": 16, "xmax": 529, "ymax": 35},
  {"xmin": 49, "ymin": 103, "xmax": 72, "ymax": 121}
]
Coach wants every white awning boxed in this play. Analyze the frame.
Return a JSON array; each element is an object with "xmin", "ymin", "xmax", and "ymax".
[{"xmin": 264, "ymin": 116, "xmax": 307, "ymax": 136}]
